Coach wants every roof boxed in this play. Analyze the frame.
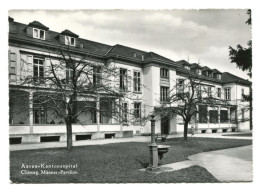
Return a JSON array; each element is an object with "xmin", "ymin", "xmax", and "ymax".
[
  {"xmin": 190, "ymin": 63, "xmax": 203, "ymax": 69},
  {"xmin": 222, "ymin": 72, "xmax": 251, "ymax": 85},
  {"xmin": 9, "ymin": 19, "xmax": 251, "ymax": 86},
  {"xmin": 61, "ymin": 29, "xmax": 79, "ymax": 38},
  {"xmin": 9, "ymin": 21, "xmax": 112, "ymax": 56},
  {"xmin": 175, "ymin": 60, "xmax": 192, "ymax": 67},
  {"xmin": 28, "ymin": 21, "xmax": 49, "ymax": 30},
  {"xmin": 212, "ymin": 68, "xmax": 222, "ymax": 74},
  {"xmin": 201, "ymin": 66, "xmax": 213, "ymax": 71},
  {"xmin": 106, "ymin": 44, "xmax": 147, "ymax": 61}
]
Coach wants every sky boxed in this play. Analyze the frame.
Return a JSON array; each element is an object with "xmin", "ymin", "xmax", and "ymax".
[{"xmin": 8, "ymin": 9, "xmax": 252, "ymax": 80}]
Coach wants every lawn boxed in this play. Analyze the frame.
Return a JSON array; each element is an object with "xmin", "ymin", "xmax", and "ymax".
[{"xmin": 10, "ymin": 137, "xmax": 252, "ymax": 183}]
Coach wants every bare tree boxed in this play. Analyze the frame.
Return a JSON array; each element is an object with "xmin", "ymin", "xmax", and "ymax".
[
  {"xmin": 155, "ymin": 72, "xmax": 230, "ymax": 141},
  {"xmin": 9, "ymin": 44, "xmax": 139, "ymax": 150}
]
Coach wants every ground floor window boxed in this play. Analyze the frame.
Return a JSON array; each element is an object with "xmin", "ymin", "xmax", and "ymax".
[
  {"xmin": 198, "ymin": 105, "xmax": 208, "ymax": 123},
  {"xmin": 133, "ymin": 103, "xmax": 141, "ymax": 122},
  {"xmin": 209, "ymin": 110, "xmax": 218, "ymax": 123},
  {"xmin": 122, "ymin": 103, "xmax": 128, "ymax": 123},
  {"xmin": 220, "ymin": 110, "xmax": 228, "ymax": 123},
  {"xmin": 34, "ymin": 106, "xmax": 46, "ymax": 124}
]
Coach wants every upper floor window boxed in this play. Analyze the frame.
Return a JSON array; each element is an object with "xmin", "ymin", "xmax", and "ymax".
[
  {"xmin": 217, "ymin": 88, "xmax": 221, "ymax": 98},
  {"xmin": 120, "ymin": 68, "xmax": 128, "ymax": 91},
  {"xmin": 177, "ymin": 79, "xmax": 184, "ymax": 93},
  {"xmin": 224, "ymin": 88, "xmax": 231, "ymax": 100},
  {"xmin": 66, "ymin": 65, "xmax": 73, "ymax": 83},
  {"xmin": 196, "ymin": 85, "xmax": 201, "ymax": 98},
  {"xmin": 65, "ymin": 36, "xmax": 75, "ymax": 46},
  {"xmin": 197, "ymin": 69, "xmax": 202, "ymax": 75},
  {"xmin": 241, "ymin": 88, "xmax": 245, "ymax": 101},
  {"xmin": 133, "ymin": 71, "xmax": 141, "ymax": 92},
  {"xmin": 9, "ymin": 52, "xmax": 16, "ymax": 80},
  {"xmin": 217, "ymin": 74, "xmax": 221, "ymax": 80},
  {"xmin": 33, "ymin": 58, "xmax": 44, "ymax": 81},
  {"xmin": 93, "ymin": 67, "xmax": 102, "ymax": 86},
  {"xmin": 184, "ymin": 65, "xmax": 190, "ymax": 70},
  {"xmin": 160, "ymin": 86, "xmax": 169, "ymax": 102},
  {"xmin": 208, "ymin": 86, "xmax": 212, "ymax": 97},
  {"xmin": 33, "ymin": 28, "xmax": 45, "ymax": 40},
  {"xmin": 160, "ymin": 68, "xmax": 169, "ymax": 78}
]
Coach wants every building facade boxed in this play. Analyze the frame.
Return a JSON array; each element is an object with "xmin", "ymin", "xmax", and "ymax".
[{"xmin": 8, "ymin": 18, "xmax": 252, "ymax": 143}]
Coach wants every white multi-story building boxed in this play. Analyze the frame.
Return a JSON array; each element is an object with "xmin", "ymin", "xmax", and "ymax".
[{"xmin": 9, "ymin": 18, "xmax": 251, "ymax": 143}]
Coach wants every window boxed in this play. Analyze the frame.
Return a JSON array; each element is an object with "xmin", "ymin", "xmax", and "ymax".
[
  {"xmin": 33, "ymin": 58, "xmax": 44, "ymax": 82},
  {"xmin": 217, "ymin": 88, "xmax": 221, "ymax": 98},
  {"xmin": 120, "ymin": 68, "xmax": 127, "ymax": 91},
  {"xmin": 241, "ymin": 108, "xmax": 245, "ymax": 122},
  {"xmin": 66, "ymin": 65, "xmax": 73, "ymax": 83},
  {"xmin": 224, "ymin": 88, "xmax": 231, "ymax": 100},
  {"xmin": 122, "ymin": 103, "xmax": 128, "ymax": 123},
  {"xmin": 33, "ymin": 28, "xmax": 45, "ymax": 40},
  {"xmin": 208, "ymin": 86, "xmax": 212, "ymax": 97},
  {"xmin": 93, "ymin": 67, "xmax": 101, "ymax": 86},
  {"xmin": 217, "ymin": 74, "xmax": 221, "ymax": 80},
  {"xmin": 220, "ymin": 110, "xmax": 228, "ymax": 123},
  {"xmin": 160, "ymin": 68, "xmax": 169, "ymax": 78},
  {"xmin": 177, "ymin": 79, "xmax": 184, "ymax": 92},
  {"xmin": 65, "ymin": 36, "xmax": 75, "ymax": 46},
  {"xmin": 209, "ymin": 110, "xmax": 218, "ymax": 123},
  {"xmin": 9, "ymin": 52, "xmax": 16, "ymax": 80},
  {"xmin": 184, "ymin": 65, "xmax": 190, "ymax": 70},
  {"xmin": 196, "ymin": 85, "xmax": 201, "ymax": 98},
  {"xmin": 199, "ymin": 105, "xmax": 208, "ymax": 123},
  {"xmin": 160, "ymin": 86, "xmax": 169, "ymax": 102},
  {"xmin": 133, "ymin": 103, "xmax": 141, "ymax": 120},
  {"xmin": 33, "ymin": 99, "xmax": 46, "ymax": 124},
  {"xmin": 133, "ymin": 71, "xmax": 141, "ymax": 92},
  {"xmin": 197, "ymin": 69, "xmax": 202, "ymax": 75},
  {"xmin": 241, "ymin": 88, "xmax": 244, "ymax": 100}
]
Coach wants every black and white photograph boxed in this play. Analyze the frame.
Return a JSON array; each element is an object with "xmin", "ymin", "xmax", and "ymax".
[{"xmin": 4, "ymin": 1, "xmax": 258, "ymax": 187}]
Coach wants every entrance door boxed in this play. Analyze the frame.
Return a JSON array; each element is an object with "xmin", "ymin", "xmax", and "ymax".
[{"xmin": 161, "ymin": 116, "xmax": 169, "ymax": 134}]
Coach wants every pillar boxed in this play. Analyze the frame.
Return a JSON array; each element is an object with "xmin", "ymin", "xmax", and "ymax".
[
  {"xmin": 96, "ymin": 95, "xmax": 100, "ymax": 133},
  {"xmin": 119, "ymin": 98, "xmax": 123, "ymax": 132},
  {"xmin": 148, "ymin": 115, "xmax": 158, "ymax": 170},
  {"xmin": 206, "ymin": 105, "xmax": 210, "ymax": 133},
  {"xmin": 29, "ymin": 91, "xmax": 33, "ymax": 134}
]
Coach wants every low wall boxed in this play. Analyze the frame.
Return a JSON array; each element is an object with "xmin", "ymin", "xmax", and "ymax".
[{"xmin": 9, "ymin": 124, "xmax": 122, "ymax": 135}]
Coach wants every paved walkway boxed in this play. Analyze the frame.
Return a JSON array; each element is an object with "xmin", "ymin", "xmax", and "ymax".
[
  {"xmin": 160, "ymin": 145, "xmax": 253, "ymax": 182},
  {"xmin": 10, "ymin": 131, "xmax": 252, "ymax": 151}
]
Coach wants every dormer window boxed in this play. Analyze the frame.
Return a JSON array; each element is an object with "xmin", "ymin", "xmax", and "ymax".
[
  {"xmin": 217, "ymin": 74, "xmax": 221, "ymax": 80},
  {"xmin": 197, "ymin": 69, "xmax": 202, "ymax": 75},
  {"xmin": 184, "ymin": 66, "xmax": 190, "ymax": 70},
  {"xmin": 65, "ymin": 36, "xmax": 75, "ymax": 46},
  {"xmin": 33, "ymin": 28, "xmax": 45, "ymax": 40}
]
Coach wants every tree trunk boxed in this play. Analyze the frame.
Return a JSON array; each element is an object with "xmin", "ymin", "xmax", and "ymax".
[
  {"xmin": 66, "ymin": 119, "xmax": 73, "ymax": 151},
  {"xmin": 183, "ymin": 121, "xmax": 189, "ymax": 142}
]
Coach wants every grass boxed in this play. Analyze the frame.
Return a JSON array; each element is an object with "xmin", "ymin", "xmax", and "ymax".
[
  {"xmin": 222, "ymin": 133, "xmax": 252, "ymax": 137},
  {"xmin": 10, "ymin": 137, "xmax": 252, "ymax": 183}
]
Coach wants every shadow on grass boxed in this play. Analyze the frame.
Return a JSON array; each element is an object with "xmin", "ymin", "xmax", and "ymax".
[{"xmin": 135, "ymin": 159, "xmax": 149, "ymax": 168}]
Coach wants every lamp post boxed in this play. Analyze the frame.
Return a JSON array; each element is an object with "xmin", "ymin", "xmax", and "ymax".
[{"xmin": 147, "ymin": 114, "xmax": 158, "ymax": 170}]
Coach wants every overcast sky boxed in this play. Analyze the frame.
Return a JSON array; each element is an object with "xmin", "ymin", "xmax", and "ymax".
[{"xmin": 9, "ymin": 9, "xmax": 251, "ymax": 79}]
